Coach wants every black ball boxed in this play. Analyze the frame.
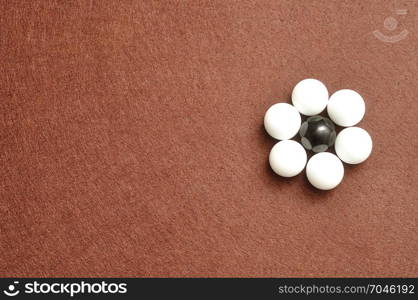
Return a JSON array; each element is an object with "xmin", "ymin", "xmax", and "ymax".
[{"xmin": 299, "ymin": 116, "xmax": 336, "ymax": 153}]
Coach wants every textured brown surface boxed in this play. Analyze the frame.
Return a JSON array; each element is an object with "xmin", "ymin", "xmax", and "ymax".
[{"xmin": 0, "ymin": 0, "xmax": 417, "ymax": 277}]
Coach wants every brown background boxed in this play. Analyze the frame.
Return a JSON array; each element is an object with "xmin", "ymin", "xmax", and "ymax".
[{"xmin": 0, "ymin": 0, "xmax": 417, "ymax": 277}]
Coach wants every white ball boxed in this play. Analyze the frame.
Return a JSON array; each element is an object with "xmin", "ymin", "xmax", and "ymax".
[
  {"xmin": 264, "ymin": 103, "xmax": 301, "ymax": 140},
  {"xmin": 306, "ymin": 152, "xmax": 344, "ymax": 190},
  {"xmin": 269, "ymin": 140, "xmax": 307, "ymax": 177},
  {"xmin": 292, "ymin": 78, "xmax": 329, "ymax": 116},
  {"xmin": 335, "ymin": 127, "xmax": 372, "ymax": 164},
  {"xmin": 327, "ymin": 89, "xmax": 365, "ymax": 127}
]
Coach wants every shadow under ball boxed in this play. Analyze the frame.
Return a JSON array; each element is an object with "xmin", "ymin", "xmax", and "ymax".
[{"xmin": 299, "ymin": 116, "xmax": 336, "ymax": 153}]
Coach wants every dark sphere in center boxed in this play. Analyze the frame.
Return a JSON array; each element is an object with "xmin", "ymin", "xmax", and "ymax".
[{"xmin": 299, "ymin": 115, "xmax": 336, "ymax": 153}]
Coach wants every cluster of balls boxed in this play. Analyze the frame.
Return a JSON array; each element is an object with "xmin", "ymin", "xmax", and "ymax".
[{"xmin": 264, "ymin": 78, "xmax": 373, "ymax": 190}]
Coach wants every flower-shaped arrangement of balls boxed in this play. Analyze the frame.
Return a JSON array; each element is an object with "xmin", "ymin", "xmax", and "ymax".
[{"xmin": 264, "ymin": 78, "xmax": 373, "ymax": 190}]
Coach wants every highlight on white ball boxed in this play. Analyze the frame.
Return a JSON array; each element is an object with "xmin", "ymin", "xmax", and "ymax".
[
  {"xmin": 327, "ymin": 89, "xmax": 365, "ymax": 127},
  {"xmin": 306, "ymin": 152, "xmax": 344, "ymax": 190},
  {"xmin": 264, "ymin": 103, "xmax": 301, "ymax": 140},
  {"xmin": 335, "ymin": 127, "xmax": 372, "ymax": 164},
  {"xmin": 291, "ymin": 78, "xmax": 329, "ymax": 116},
  {"xmin": 269, "ymin": 140, "xmax": 307, "ymax": 177}
]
